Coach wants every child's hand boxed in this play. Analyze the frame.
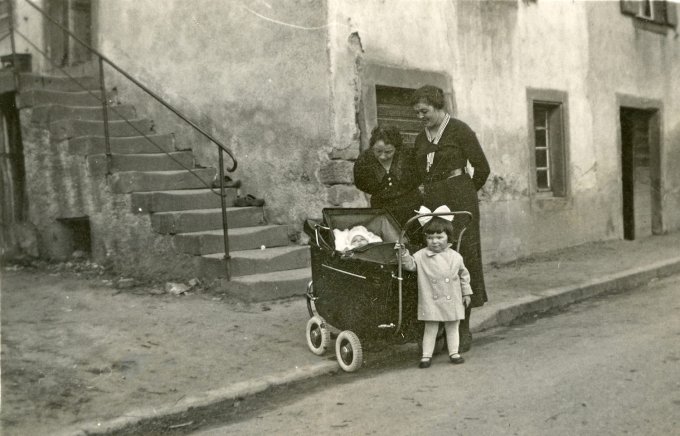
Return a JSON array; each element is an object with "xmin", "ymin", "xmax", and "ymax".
[
  {"xmin": 463, "ymin": 295, "xmax": 471, "ymax": 308},
  {"xmin": 394, "ymin": 243, "xmax": 409, "ymax": 258}
]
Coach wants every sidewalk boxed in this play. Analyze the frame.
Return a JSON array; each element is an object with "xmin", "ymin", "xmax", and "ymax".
[{"xmin": 2, "ymin": 232, "xmax": 680, "ymax": 436}]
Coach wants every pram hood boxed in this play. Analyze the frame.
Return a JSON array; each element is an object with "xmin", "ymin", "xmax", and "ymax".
[{"xmin": 305, "ymin": 208, "xmax": 403, "ymax": 265}]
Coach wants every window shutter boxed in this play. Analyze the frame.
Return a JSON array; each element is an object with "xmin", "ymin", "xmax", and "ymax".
[
  {"xmin": 375, "ymin": 86, "xmax": 420, "ymax": 148},
  {"xmin": 548, "ymin": 107, "xmax": 567, "ymax": 197},
  {"xmin": 620, "ymin": 0, "xmax": 640, "ymax": 16},
  {"xmin": 666, "ymin": 1, "xmax": 678, "ymax": 26},
  {"xmin": 652, "ymin": 0, "xmax": 667, "ymax": 24}
]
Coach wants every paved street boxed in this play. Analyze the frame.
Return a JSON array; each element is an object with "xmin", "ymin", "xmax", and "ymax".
[{"xmin": 193, "ymin": 274, "xmax": 680, "ymax": 436}]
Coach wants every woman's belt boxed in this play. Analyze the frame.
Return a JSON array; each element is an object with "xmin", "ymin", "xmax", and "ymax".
[{"xmin": 425, "ymin": 167, "xmax": 466, "ymax": 184}]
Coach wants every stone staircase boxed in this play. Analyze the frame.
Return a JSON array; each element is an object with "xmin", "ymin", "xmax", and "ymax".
[{"xmin": 17, "ymin": 73, "xmax": 311, "ymax": 300}]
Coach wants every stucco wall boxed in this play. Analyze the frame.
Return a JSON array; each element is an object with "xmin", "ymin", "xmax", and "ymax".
[
  {"xmin": 328, "ymin": 0, "xmax": 679, "ymax": 262},
  {"xmin": 585, "ymin": 0, "xmax": 680, "ymax": 234},
  {"xmin": 1, "ymin": 0, "xmax": 47, "ymax": 70},
  {"xmin": 95, "ymin": 0, "xmax": 332, "ymax": 229}
]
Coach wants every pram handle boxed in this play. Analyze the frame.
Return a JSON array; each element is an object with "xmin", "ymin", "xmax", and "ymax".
[{"xmin": 394, "ymin": 211, "xmax": 473, "ymax": 334}]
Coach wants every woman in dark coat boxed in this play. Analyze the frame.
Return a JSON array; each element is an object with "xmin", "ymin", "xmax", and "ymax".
[
  {"xmin": 353, "ymin": 125, "xmax": 421, "ymax": 227},
  {"xmin": 411, "ymin": 85, "xmax": 491, "ymax": 353}
]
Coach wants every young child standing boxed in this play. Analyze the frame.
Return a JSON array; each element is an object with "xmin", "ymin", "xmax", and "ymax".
[{"xmin": 399, "ymin": 213, "xmax": 472, "ymax": 368}]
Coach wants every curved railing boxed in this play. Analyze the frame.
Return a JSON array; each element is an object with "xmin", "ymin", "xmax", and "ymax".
[{"xmin": 5, "ymin": 0, "xmax": 238, "ymax": 277}]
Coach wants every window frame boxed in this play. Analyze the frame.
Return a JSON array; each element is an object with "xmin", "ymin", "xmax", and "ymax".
[
  {"xmin": 526, "ymin": 89, "xmax": 570, "ymax": 199},
  {"xmin": 359, "ymin": 64, "xmax": 452, "ymax": 152},
  {"xmin": 620, "ymin": 0, "xmax": 678, "ymax": 34}
]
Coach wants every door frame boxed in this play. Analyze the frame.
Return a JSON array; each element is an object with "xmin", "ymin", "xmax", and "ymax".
[{"xmin": 616, "ymin": 94, "xmax": 663, "ymax": 238}]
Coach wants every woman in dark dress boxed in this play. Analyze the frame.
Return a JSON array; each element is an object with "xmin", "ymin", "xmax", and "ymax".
[
  {"xmin": 353, "ymin": 126, "xmax": 421, "ymax": 227},
  {"xmin": 411, "ymin": 85, "xmax": 490, "ymax": 353}
]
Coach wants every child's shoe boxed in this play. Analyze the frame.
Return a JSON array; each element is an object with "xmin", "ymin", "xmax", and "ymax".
[
  {"xmin": 449, "ymin": 354, "xmax": 465, "ymax": 364},
  {"xmin": 419, "ymin": 357, "xmax": 431, "ymax": 368}
]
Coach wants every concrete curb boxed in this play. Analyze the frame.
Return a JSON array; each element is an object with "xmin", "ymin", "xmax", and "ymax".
[
  {"xmin": 58, "ymin": 256, "xmax": 680, "ymax": 435},
  {"xmin": 56, "ymin": 361, "xmax": 338, "ymax": 436},
  {"xmin": 471, "ymin": 256, "xmax": 680, "ymax": 333}
]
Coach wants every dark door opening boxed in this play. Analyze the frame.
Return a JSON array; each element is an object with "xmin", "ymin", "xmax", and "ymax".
[
  {"xmin": 0, "ymin": 92, "xmax": 27, "ymax": 253},
  {"xmin": 620, "ymin": 107, "xmax": 661, "ymax": 240},
  {"xmin": 45, "ymin": 0, "xmax": 93, "ymax": 67}
]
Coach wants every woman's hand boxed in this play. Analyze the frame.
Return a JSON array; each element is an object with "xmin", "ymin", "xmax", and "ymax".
[{"xmin": 463, "ymin": 295, "xmax": 471, "ymax": 308}]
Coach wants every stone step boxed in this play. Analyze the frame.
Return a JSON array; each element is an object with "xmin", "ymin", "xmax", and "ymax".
[
  {"xmin": 174, "ymin": 225, "xmax": 290, "ymax": 255},
  {"xmin": 87, "ymin": 152, "xmax": 195, "ymax": 175},
  {"xmin": 50, "ymin": 119, "xmax": 154, "ymax": 140},
  {"xmin": 67, "ymin": 135, "xmax": 176, "ymax": 155},
  {"xmin": 18, "ymin": 89, "xmax": 103, "ymax": 107},
  {"xmin": 19, "ymin": 73, "xmax": 100, "ymax": 92},
  {"xmin": 130, "ymin": 188, "xmax": 237, "ymax": 213},
  {"xmin": 151, "ymin": 207, "xmax": 265, "ymax": 234},
  {"xmin": 201, "ymin": 246, "xmax": 311, "ymax": 278},
  {"xmin": 31, "ymin": 104, "xmax": 137, "ymax": 124},
  {"xmin": 221, "ymin": 267, "xmax": 312, "ymax": 302},
  {"xmin": 110, "ymin": 168, "xmax": 216, "ymax": 193}
]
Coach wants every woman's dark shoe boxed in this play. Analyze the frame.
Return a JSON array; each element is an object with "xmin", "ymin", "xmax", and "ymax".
[
  {"xmin": 449, "ymin": 354, "xmax": 465, "ymax": 364},
  {"xmin": 419, "ymin": 358, "xmax": 432, "ymax": 369}
]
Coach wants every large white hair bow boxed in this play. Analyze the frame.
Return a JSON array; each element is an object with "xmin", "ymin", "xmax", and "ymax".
[{"xmin": 415, "ymin": 205, "xmax": 454, "ymax": 227}]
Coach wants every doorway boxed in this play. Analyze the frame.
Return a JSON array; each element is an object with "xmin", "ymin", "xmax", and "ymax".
[
  {"xmin": 0, "ymin": 92, "xmax": 27, "ymax": 253},
  {"xmin": 619, "ymin": 107, "xmax": 661, "ymax": 240},
  {"xmin": 45, "ymin": 0, "xmax": 93, "ymax": 67}
]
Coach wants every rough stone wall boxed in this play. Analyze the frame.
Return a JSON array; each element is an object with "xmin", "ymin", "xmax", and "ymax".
[{"xmin": 19, "ymin": 107, "xmax": 206, "ymax": 281}]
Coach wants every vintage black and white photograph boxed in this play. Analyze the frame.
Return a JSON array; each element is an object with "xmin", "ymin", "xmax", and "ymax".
[{"xmin": 1, "ymin": 0, "xmax": 679, "ymax": 434}]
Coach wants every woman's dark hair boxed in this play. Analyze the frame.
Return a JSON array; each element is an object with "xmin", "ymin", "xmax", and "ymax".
[
  {"xmin": 411, "ymin": 85, "xmax": 446, "ymax": 110},
  {"xmin": 422, "ymin": 216, "xmax": 454, "ymax": 241},
  {"xmin": 369, "ymin": 125, "xmax": 404, "ymax": 148}
]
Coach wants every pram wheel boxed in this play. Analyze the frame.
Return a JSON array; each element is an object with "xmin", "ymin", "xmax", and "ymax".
[
  {"xmin": 306, "ymin": 316, "xmax": 331, "ymax": 355},
  {"xmin": 335, "ymin": 330, "xmax": 363, "ymax": 372}
]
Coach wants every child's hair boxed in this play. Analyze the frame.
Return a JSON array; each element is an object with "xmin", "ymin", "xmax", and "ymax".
[{"xmin": 422, "ymin": 216, "xmax": 454, "ymax": 241}]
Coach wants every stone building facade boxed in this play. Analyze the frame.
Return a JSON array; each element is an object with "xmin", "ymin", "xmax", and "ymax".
[{"xmin": 3, "ymin": 0, "xmax": 679, "ymax": 265}]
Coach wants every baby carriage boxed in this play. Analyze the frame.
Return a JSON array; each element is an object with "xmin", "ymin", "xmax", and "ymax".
[{"xmin": 303, "ymin": 208, "xmax": 472, "ymax": 372}]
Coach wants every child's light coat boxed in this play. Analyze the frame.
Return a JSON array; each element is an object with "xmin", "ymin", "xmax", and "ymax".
[{"xmin": 403, "ymin": 246, "xmax": 472, "ymax": 321}]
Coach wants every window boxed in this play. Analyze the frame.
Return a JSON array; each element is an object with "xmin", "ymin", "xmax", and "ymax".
[
  {"xmin": 358, "ymin": 63, "xmax": 452, "ymax": 152},
  {"xmin": 527, "ymin": 90, "xmax": 568, "ymax": 197},
  {"xmin": 620, "ymin": 0, "xmax": 678, "ymax": 31},
  {"xmin": 375, "ymin": 85, "xmax": 420, "ymax": 148}
]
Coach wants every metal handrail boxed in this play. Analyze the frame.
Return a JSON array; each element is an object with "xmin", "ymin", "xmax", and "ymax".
[
  {"xmin": 8, "ymin": 0, "xmax": 237, "ymax": 277},
  {"xmin": 13, "ymin": 28, "xmax": 227, "ymax": 193},
  {"xmin": 20, "ymin": 0, "xmax": 237, "ymax": 172}
]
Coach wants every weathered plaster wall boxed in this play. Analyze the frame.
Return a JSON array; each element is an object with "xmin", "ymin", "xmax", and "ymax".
[
  {"xmin": 328, "ymin": 0, "xmax": 679, "ymax": 263},
  {"xmin": 585, "ymin": 1, "xmax": 680, "ymax": 234},
  {"xmin": 95, "ymin": 0, "xmax": 332, "ymax": 229},
  {"xmin": 1, "ymin": 0, "xmax": 47, "ymax": 70}
]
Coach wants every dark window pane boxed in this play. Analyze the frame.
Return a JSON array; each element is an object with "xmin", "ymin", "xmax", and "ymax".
[
  {"xmin": 535, "ymin": 149, "xmax": 548, "ymax": 168},
  {"xmin": 537, "ymin": 170, "xmax": 549, "ymax": 189},
  {"xmin": 534, "ymin": 107, "xmax": 547, "ymax": 128},
  {"xmin": 535, "ymin": 129, "xmax": 546, "ymax": 148}
]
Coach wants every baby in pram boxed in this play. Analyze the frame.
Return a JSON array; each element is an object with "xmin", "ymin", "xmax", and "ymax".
[{"xmin": 333, "ymin": 225, "xmax": 383, "ymax": 251}]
